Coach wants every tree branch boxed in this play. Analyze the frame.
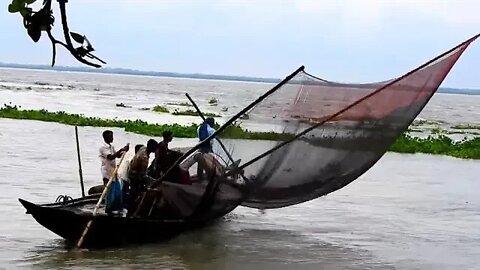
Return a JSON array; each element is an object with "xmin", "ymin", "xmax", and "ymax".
[
  {"xmin": 56, "ymin": 0, "xmax": 102, "ymax": 68},
  {"xmin": 47, "ymin": 30, "xmax": 57, "ymax": 66}
]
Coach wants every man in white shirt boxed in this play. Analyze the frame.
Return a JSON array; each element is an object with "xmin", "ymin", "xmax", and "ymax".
[{"xmin": 99, "ymin": 130, "xmax": 129, "ymax": 185}]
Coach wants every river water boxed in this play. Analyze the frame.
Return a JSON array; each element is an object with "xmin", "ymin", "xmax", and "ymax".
[{"xmin": 0, "ymin": 68, "xmax": 480, "ymax": 269}]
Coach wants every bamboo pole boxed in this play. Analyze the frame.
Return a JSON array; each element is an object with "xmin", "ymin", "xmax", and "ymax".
[
  {"xmin": 75, "ymin": 151, "xmax": 127, "ymax": 248},
  {"xmin": 74, "ymin": 126, "xmax": 85, "ymax": 197}
]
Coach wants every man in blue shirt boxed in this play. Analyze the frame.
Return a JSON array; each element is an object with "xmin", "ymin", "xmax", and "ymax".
[{"xmin": 197, "ymin": 117, "xmax": 216, "ymax": 153}]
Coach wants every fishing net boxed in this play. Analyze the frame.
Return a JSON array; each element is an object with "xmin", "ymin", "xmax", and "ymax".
[{"xmin": 214, "ymin": 35, "xmax": 478, "ymax": 209}]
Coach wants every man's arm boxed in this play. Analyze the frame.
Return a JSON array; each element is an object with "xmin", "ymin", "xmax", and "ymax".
[{"xmin": 106, "ymin": 144, "xmax": 130, "ymax": 160}]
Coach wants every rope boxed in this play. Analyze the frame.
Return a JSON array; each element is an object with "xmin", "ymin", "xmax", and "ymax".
[{"xmin": 55, "ymin": 194, "xmax": 73, "ymax": 204}]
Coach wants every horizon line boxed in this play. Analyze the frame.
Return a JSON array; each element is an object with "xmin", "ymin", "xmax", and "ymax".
[{"xmin": 1, "ymin": 62, "xmax": 479, "ymax": 92}]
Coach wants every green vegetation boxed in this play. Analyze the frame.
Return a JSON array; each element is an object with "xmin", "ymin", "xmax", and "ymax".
[
  {"xmin": 451, "ymin": 124, "xmax": 480, "ymax": 130},
  {"xmin": 407, "ymin": 128, "xmax": 423, "ymax": 133},
  {"xmin": 166, "ymin": 102, "xmax": 192, "ymax": 107},
  {"xmin": 208, "ymin": 97, "xmax": 218, "ymax": 106},
  {"xmin": 0, "ymin": 105, "xmax": 479, "ymax": 159},
  {"xmin": 389, "ymin": 134, "xmax": 480, "ymax": 159},
  {"xmin": 172, "ymin": 109, "xmax": 220, "ymax": 117},
  {"xmin": 431, "ymin": 127, "xmax": 442, "ymax": 134},
  {"xmin": 152, "ymin": 105, "xmax": 169, "ymax": 113},
  {"xmin": 411, "ymin": 119, "xmax": 441, "ymax": 126},
  {"xmin": 0, "ymin": 105, "xmax": 257, "ymax": 139}
]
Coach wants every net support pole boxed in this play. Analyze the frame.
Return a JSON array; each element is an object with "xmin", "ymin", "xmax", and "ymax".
[{"xmin": 74, "ymin": 126, "xmax": 86, "ymax": 197}]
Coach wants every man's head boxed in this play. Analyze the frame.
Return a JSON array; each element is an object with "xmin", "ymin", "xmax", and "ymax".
[
  {"xmin": 102, "ymin": 130, "xmax": 113, "ymax": 144},
  {"xmin": 146, "ymin": 139, "xmax": 158, "ymax": 154},
  {"xmin": 205, "ymin": 117, "xmax": 215, "ymax": 127},
  {"xmin": 162, "ymin": 130, "xmax": 173, "ymax": 143},
  {"xmin": 134, "ymin": 144, "xmax": 144, "ymax": 154}
]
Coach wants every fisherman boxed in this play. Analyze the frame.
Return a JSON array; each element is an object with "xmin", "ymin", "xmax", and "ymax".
[
  {"xmin": 179, "ymin": 151, "xmax": 225, "ymax": 181},
  {"xmin": 159, "ymin": 130, "xmax": 173, "ymax": 152},
  {"xmin": 99, "ymin": 130, "xmax": 129, "ymax": 186},
  {"xmin": 148, "ymin": 130, "xmax": 174, "ymax": 178},
  {"xmin": 154, "ymin": 140, "xmax": 192, "ymax": 184},
  {"xmin": 197, "ymin": 117, "xmax": 216, "ymax": 153},
  {"xmin": 127, "ymin": 139, "xmax": 158, "ymax": 215},
  {"xmin": 121, "ymin": 144, "xmax": 144, "ymax": 210},
  {"xmin": 196, "ymin": 117, "xmax": 217, "ymax": 179}
]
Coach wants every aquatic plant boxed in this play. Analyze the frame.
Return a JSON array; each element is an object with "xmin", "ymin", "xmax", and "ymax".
[
  {"xmin": 0, "ymin": 106, "xmax": 479, "ymax": 159},
  {"xmin": 431, "ymin": 127, "xmax": 443, "ymax": 134},
  {"xmin": 389, "ymin": 134, "xmax": 480, "ymax": 159},
  {"xmin": 411, "ymin": 119, "xmax": 441, "ymax": 126},
  {"xmin": 152, "ymin": 105, "xmax": 169, "ymax": 113},
  {"xmin": 451, "ymin": 124, "xmax": 480, "ymax": 130},
  {"xmin": 208, "ymin": 97, "xmax": 218, "ymax": 106},
  {"xmin": 407, "ymin": 128, "xmax": 423, "ymax": 133},
  {"xmin": 116, "ymin": 103, "xmax": 131, "ymax": 108},
  {"xmin": 166, "ymin": 102, "xmax": 192, "ymax": 107},
  {"xmin": 172, "ymin": 109, "xmax": 220, "ymax": 117}
]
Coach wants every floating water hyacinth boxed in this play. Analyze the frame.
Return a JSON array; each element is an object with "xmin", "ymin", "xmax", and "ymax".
[{"xmin": 0, "ymin": 105, "xmax": 479, "ymax": 159}]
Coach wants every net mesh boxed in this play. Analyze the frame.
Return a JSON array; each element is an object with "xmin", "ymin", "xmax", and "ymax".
[{"xmin": 213, "ymin": 36, "xmax": 476, "ymax": 209}]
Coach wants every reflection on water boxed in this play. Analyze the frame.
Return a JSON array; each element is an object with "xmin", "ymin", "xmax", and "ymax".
[{"xmin": 21, "ymin": 216, "xmax": 394, "ymax": 270}]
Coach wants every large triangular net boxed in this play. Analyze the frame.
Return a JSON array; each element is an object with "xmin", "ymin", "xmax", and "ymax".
[{"xmin": 211, "ymin": 35, "xmax": 478, "ymax": 209}]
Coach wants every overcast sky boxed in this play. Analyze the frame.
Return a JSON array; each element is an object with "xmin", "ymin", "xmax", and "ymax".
[{"xmin": 2, "ymin": 0, "xmax": 480, "ymax": 88}]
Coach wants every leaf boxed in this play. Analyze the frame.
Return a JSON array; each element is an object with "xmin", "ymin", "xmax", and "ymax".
[
  {"xmin": 28, "ymin": 26, "xmax": 41, "ymax": 42},
  {"xmin": 83, "ymin": 36, "xmax": 95, "ymax": 51},
  {"xmin": 19, "ymin": 7, "xmax": 32, "ymax": 17},
  {"xmin": 12, "ymin": 0, "xmax": 24, "ymax": 8},
  {"xmin": 70, "ymin": 32, "xmax": 85, "ymax": 44},
  {"xmin": 8, "ymin": 3, "xmax": 21, "ymax": 13},
  {"xmin": 24, "ymin": 0, "xmax": 37, "ymax": 4}
]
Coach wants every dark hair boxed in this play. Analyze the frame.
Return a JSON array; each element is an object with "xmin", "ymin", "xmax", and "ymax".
[
  {"xmin": 146, "ymin": 139, "xmax": 158, "ymax": 152},
  {"xmin": 134, "ymin": 144, "xmax": 144, "ymax": 153},
  {"xmin": 162, "ymin": 130, "xmax": 173, "ymax": 139},
  {"xmin": 206, "ymin": 117, "xmax": 215, "ymax": 127},
  {"xmin": 102, "ymin": 130, "xmax": 113, "ymax": 141}
]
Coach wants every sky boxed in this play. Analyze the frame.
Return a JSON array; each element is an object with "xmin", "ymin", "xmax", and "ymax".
[{"xmin": 2, "ymin": 0, "xmax": 480, "ymax": 88}]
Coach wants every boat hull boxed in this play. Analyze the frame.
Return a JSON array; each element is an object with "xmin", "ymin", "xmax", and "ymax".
[{"xmin": 18, "ymin": 198, "xmax": 201, "ymax": 248}]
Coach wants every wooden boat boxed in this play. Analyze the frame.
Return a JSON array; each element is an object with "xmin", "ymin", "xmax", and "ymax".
[{"xmin": 19, "ymin": 180, "xmax": 245, "ymax": 248}]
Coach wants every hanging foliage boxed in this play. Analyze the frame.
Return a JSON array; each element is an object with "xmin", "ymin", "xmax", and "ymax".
[{"xmin": 8, "ymin": 0, "xmax": 106, "ymax": 68}]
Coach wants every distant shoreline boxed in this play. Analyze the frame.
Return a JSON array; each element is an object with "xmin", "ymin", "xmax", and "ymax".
[
  {"xmin": 1, "ymin": 62, "xmax": 480, "ymax": 95},
  {"xmin": 0, "ymin": 63, "xmax": 280, "ymax": 84}
]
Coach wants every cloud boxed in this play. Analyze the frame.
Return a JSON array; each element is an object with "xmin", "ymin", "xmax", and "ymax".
[
  {"xmin": 295, "ymin": 0, "xmax": 480, "ymax": 25},
  {"xmin": 392, "ymin": 0, "xmax": 480, "ymax": 24}
]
